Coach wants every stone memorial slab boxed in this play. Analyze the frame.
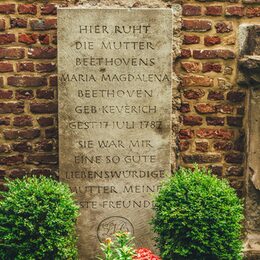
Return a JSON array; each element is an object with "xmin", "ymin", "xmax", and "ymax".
[{"xmin": 58, "ymin": 8, "xmax": 173, "ymax": 259}]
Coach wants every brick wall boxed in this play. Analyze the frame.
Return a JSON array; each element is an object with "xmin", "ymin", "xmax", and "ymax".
[
  {"xmin": 0, "ymin": 1, "xmax": 59, "ymax": 189},
  {"xmin": 0, "ymin": 0, "xmax": 259, "ymax": 197},
  {"xmin": 178, "ymin": 0, "xmax": 259, "ymax": 196}
]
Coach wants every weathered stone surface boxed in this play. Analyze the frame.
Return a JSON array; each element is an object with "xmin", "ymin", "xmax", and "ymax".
[
  {"xmin": 247, "ymin": 89, "xmax": 260, "ymax": 188},
  {"xmin": 238, "ymin": 25, "xmax": 260, "ymax": 88},
  {"xmin": 238, "ymin": 24, "xmax": 260, "ymax": 257},
  {"xmin": 58, "ymin": 8, "xmax": 179, "ymax": 259},
  {"xmin": 239, "ymin": 25, "xmax": 260, "ymax": 56}
]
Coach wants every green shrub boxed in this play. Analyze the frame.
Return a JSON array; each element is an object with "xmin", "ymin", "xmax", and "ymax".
[
  {"xmin": 151, "ymin": 166, "xmax": 244, "ymax": 260},
  {"xmin": 0, "ymin": 176, "xmax": 79, "ymax": 260}
]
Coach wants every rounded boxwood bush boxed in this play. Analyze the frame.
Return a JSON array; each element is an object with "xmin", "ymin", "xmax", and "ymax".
[
  {"xmin": 0, "ymin": 176, "xmax": 79, "ymax": 260},
  {"xmin": 152, "ymin": 166, "xmax": 244, "ymax": 260}
]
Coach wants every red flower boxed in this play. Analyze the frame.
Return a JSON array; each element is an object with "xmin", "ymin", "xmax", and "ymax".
[{"xmin": 133, "ymin": 248, "xmax": 161, "ymax": 260}]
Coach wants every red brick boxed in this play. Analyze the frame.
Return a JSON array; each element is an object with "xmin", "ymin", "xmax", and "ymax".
[
  {"xmin": 35, "ymin": 140, "xmax": 53, "ymax": 152},
  {"xmin": 30, "ymin": 102, "xmax": 57, "ymax": 114},
  {"xmin": 52, "ymin": 34, "xmax": 57, "ymax": 45},
  {"xmin": 12, "ymin": 142, "xmax": 32, "ymax": 152},
  {"xmin": 202, "ymin": 63, "xmax": 222, "ymax": 73},
  {"xmin": 225, "ymin": 153, "xmax": 244, "ymax": 164},
  {"xmin": 181, "ymin": 62, "xmax": 200, "ymax": 73},
  {"xmin": 10, "ymin": 18, "xmax": 27, "ymax": 28},
  {"xmin": 0, "ymin": 62, "xmax": 13, "ymax": 72},
  {"xmin": 183, "ymin": 154, "xmax": 221, "ymax": 164},
  {"xmin": 30, "ymin": 19, "xmax": 57, "ymax": 31},
  {"xmin": 0, "ymin": 48, "xmax": 24, "ymax": 60},
  {"xmin": 8, "ymin": 76, "xmax": 47, "ymax": 87},
  {"xmin": 18, "ymin": 4, "xmax": 37, "ymax": 15},
  {"xmin": 229, "ymin": 180, "xmax": 244, "ymax": 193},
  {"xmin": 234, "ymin": 132, "xmax": 245, "ymax": 152},
  {"xmin": 216, "ymin": 104, "xmax": 234, "ymax": 114},
  {"xmin": 0, "ymin": 19, "xmax": 5, "ymax": 31},
  {"xmin": 13, "ymin": 116, "xmax": 33, "ymax": 127},
  {"xmin": 17, "ymin": 129, "xmax": 40, "ymax": 140},
  {"xmin": 41, "ymin": 4, "xmax": 57, "ymax": 15},
  {"xmin": 0, "ymin": 155, "xmax": 24, "ymax": 166},
  {"xmin": 206, "ymin": 117, "xmax": 225, "ymax": 126},
  {"xmin": 45, "ymin": 127, "xmax": 57, "ymax": 138},
  {"xmin": 215, "ymin": 22, "xmax": 233, "ymax": 33},
  {"xmin": 193, "ymin": 49, "xmax": 235, "ymax": 59},
  {"xmin": 39, "ymin": 34, "xmax": 49, "ymax": 45},
  {"xmin": 196, "ymin": 141, "xmax": 209, "ymax": 152},
  {"xmin": 16, "ymin": 62, "xmax": 34, "ymax": 72},
  {"xmin": 0, "ymin": 117, "xmax": 10, "ymax": 126},
  {"xmin": 205, "ymin": 6, "xmax": 223, "ymax": 16},
  {"xmin": 179, "ymin": 141, "xmax": 190, "ymax": 151},
  {"xmin": 227, "ymin": 91, "xmax": 245, "ymax": 102},
  {"xmin": 0, "ymin": 4, "xmax": 15, "ymax": 14},
  {"xmin": 209, "ymin": 165, "xmax": 223, "ymax": 176},
  {"xmin": 196, "ymin": 128, "xmax": 234, "ymax": 140},
  {"xmin": 225, "ymin": 6, "xmax": 244, "ymax": 17},
  {"xmin": 237, "ymin": 107, "xmax": 245, "ymax": 115},
  {"xmin": 0, "ymin": 169, "xmax": 6, "ymax": 177},
  {"xmin": 7, "ymin": 168, "xmax": 28, "ymax": 178},
  {"xmin": 183, "ymin": 35, "xmax": 200, "ymax": 45},
  {"xmin": 0, "ymin": 34, "xmax": 15, "ymax": 45},
  {"xmin": 30, "ymin": 168, "xmax": 54, "ymax": 177},
  {"xmin": 179, "ymin": 129, "xmax": 194, "ymax": 140},
  {"xmin": 246, "ymin": 7, "xmax": 260, "ymax": 18},
  {"xmin": 183, "ymin": 5, "xmax": 201, "ymax": 16},
  {"xmin": 214, "ymin": 141, "xmax": 233, "ymax": 151},
  {"xmin": 0, "ymin": 90, "xmax": 13, "ymax": 99},
  {"xmin": 36, "ymin": 89, "xmax": 54, "ymax": 99},
  {"xmin": 181, "ymin": 75, "xmax": 213, "ymax": 87},
  {"xmin": 195, "ymin": 104, "xmax": 216, "ymax": 114},
  {"xmin": 3, "ymin": 129, "xmax": 40, "ymax": 140},
  {"xmin": 0, "ymin": 102, "xmax": 24, "ymax": 114},
  {"xmin": 49, "ymin": 75, "xmax": 57, "ymax": 87},
  {"xmin": 227, "ymin": 116, "xmax": 243, "ymax": 127},
  {"xmin": 208, "ymin": 91, "xmax": 224, "ymax": 100},
  {"xmin": 37, "ymin": 117, "xmax": 54, "ymax": 127},
  {"xmin": 226, "ymin": 166, "xmax": 243, "ymax": 176},
  {"xmin": 15, "ymin": 90, "xmax": 34, "ymax": 100},
  {"xmin": 204, "ymin": 36, "xmax": 221, "ymax": 46},
  {"xmin": 28, "ymin": 47, "xmax": 57, "ymax": 59},
  {"xmin": 182, "ymin": 20, "xmax": 212, "ymax": 32},
  {"xmin": 18, "ymin": 34, "xmax": 37, "ymax": 45},
  {"xmin": 181, "ymin": 49, "xmax": 192, "ymax": 58},
  {"xmin": 36, "ymin": 63, "xmax": 56, "ymax": 72},
  {"xmin": 180, "ymin": 103, "xmax": 191, "ymax": 113},
  {"xmin": 27, "ymin": 154, "xmax": 58, "ymax": 165},
  {"xmin": 183, "ymin": 89, "xmax": 205, "ymax": 99},
  {"xmin": 183, "ymin": 115, "xmax": 203, "ymax": 126}
]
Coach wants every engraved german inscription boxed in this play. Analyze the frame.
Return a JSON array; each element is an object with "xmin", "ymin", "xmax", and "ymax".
[{"xmin": 58, "ymin": 8, "xmax": 172, "ymax": 259}]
